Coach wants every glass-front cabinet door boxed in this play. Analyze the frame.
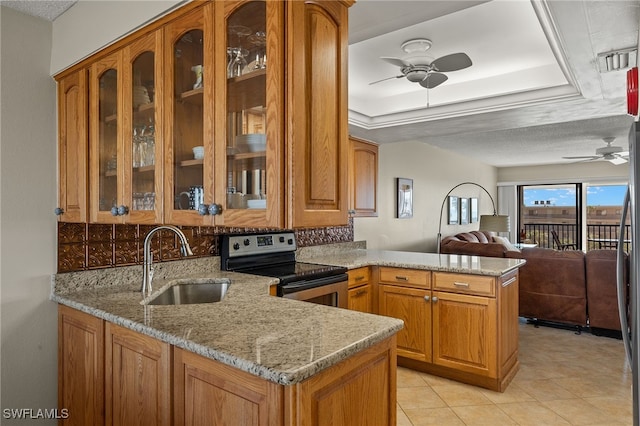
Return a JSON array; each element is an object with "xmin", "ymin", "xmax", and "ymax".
[
  {"xmin": 90, "ymin": 53, "xmax": 123, "ymax": 223},
  {"xmin": 215, "ymin": 0, "xmax": 283, "ymax": 227},
  {"xmin": 164, "ymin": 5, "xmax": 215, "ymax": 225},
  {"xmin": 123, "ymin": 31, "xmax": 163, "ymax": 224}
]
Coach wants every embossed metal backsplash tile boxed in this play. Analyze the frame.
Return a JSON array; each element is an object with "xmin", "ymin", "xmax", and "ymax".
[{"xmin": 57, "ymin": 218, "xmax": 354, "ymax": 273}]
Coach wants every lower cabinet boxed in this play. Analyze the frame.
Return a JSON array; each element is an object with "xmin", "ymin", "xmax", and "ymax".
[
  {"xmin": 105, "ymin": 323, "xmax": 172, "ymax": 426},
  {"xmin": 377, "ymin": 267, "xmax": 519, "ymax": 392},
  {"xmin": 174, "ymin": 348, "xmax": 283, "ymax": 426},
  {"xmin": 58, "ymin": 305, "xmax": 104, "ymax": 426},
  {"xmin": 347, "ymin": 267, "xmax": 372, "ymax": 313},
  {"xmin": 58, "ymin": 305, "xmax": 397, "ymax": 425}
]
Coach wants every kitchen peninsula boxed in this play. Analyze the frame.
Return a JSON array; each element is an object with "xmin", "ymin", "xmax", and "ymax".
[{"xmin": 52, "ymin": 248, "xmax": 523, "ymax": 425}]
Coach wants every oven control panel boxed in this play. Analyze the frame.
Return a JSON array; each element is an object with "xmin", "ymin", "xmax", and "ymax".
[{"xmin": 223, "ymin": 232, "xmax": 296, "ymax": 257}]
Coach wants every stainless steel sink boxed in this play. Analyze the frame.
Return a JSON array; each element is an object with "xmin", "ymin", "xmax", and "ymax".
[{"xmin": 147, "ymin": 280, "xmax": 230, "ymax": 305}]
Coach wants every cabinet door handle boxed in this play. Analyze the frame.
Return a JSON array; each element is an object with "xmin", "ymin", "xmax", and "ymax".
[
  {"xmin": 354, "ymin": 289, "xmax": 367, "ymax": 297},
  {"xmin": 432, "ymin": 296, "xmax": 439, "ymax": 303},
  {"xmin": 208, "ymin": 203, "xmax": 222, "ymax": 216},
  {"xmin": 424, "ymin": 295, "xmax": 430, "ymax": 302},
  {"xmin": 54, "ymin": 207, "xmax": 64, "ymax": 216},
  {"xmin": 354, "ymin": 276, "xmax": 365, "ymax": 281},
  {"xmin": 395, "ymin": 276, "xmax": 408, "ymax": 281},
  {"xmin": 454, "ymin": 282, "xmax": 469, "ymax": 288}
]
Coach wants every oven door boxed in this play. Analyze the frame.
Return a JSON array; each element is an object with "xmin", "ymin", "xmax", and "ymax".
[{"xmin": 279, "ymin": 274, "xmax": 348, "ymax": 308}]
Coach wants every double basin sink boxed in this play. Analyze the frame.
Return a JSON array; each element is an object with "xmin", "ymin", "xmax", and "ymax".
[{"xmin": 146, "ymin": 279, "xmax": 230, "ymax": 305}]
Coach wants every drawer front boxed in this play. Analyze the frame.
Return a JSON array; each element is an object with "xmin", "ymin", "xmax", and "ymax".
[
  {"xmin": 379, "ymin": 267, "xmax": 430, "ymax": 289},
  {"xmin": 348, "ymin": 267, "xmax": 371, "ymax": 289},
  {"xmin": 433, "ymin": 272, "xmax": 495, "ymax": 297}
]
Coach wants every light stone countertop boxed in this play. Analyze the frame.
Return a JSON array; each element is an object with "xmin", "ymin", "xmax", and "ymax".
[
  {"xmin": 297, "ymin": 248, "xmax": 525, "ymax": 276},
  {"xmin": 51, "ymin": 257, "xmax": 404, "ymax": 386},
  {"xmin": 51, "ymin": 248, "xmax": 524, "ymax": 386}
]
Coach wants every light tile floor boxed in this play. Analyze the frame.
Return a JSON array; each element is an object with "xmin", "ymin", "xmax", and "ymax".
[{"xmin": 396, "ymin": 321, "xmax": 633, "ymax": 426}]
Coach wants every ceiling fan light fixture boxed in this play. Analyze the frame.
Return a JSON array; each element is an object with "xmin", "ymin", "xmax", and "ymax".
[
  {"xmin": 406, "ymin": 69, "xmax": 429, "ymax": 82},
  {"xmin": 401, "ymin": 38, "xmax": 432, "ymax": 54}
]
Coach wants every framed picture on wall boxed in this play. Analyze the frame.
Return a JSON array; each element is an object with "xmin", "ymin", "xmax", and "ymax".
[
  {"xmin": 396, "ymin": 178, "xmax": 413, "ymax": 218},
  {"xmin": 460, "ymin": 197, "xmax": 470, "ymax": 225},
  {"xmin": 448, "ymin": 196, "xmax": 459, "ymax": 224},
  {"xmin": 470, "ymin": 198, "xmax": 479, "ymax": 223}
]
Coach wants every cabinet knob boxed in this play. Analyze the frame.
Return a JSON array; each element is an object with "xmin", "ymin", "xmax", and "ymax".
[
  {"xmin": 54, "ymin": 207, "xmax": 64, "ymax": 216},
  {"xmin": 197, "ymin": 204, "xmax": 209, "ymax": 215},
  {"xmin": 432, "ymin": 296, "xmax": 439, "ymax": 303},
  {"xmin": 424, "ymin": 295, "xmax": 430, "ymax": 302},
  {"xmin": 111, "ymin": 206, "xmax": 119, "ymax": 216},
  {"xmin": 208, "ymin": 203, "xmax": 222, "ymax": 216},
  {"xmin": 117, "ymin": 205, "xmax": 129, "ymax": 216}
]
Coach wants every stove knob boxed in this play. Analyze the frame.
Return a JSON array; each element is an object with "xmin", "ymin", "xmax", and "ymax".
[
  {"xmin": 243, "ymin": 238, "xmax": 251, "ymax": 246},
  {"xmin": 233, "ymin": 242, "xmax": 240, "ymax": 250},
  {"xmin": 279, "ymin": 236, "xmax": 285, "ymax": 243},
  {"xmin": 288, "ymin": 238, "xmax": 294, "ymax": 245}
]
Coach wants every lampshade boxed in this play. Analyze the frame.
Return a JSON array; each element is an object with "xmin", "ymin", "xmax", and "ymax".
[{"xmin": 479, "ymin": 214, "xmax": 510, "ymax": 233}]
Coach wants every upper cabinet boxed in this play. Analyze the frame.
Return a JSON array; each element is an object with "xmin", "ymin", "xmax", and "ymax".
[
  {"xmin": 163, "ymin": 5, "xmax": 214, "ymax": 226},
  {"xmin": 56, "ymin": 69, "xmax": 88, "ymax": 223},
  {"xmin": 89, "ymin": 30, "xmax": 164, "ymax": 224},
  {"xmin": 214, "ymin": 0, "xmax": 284, "ymax": 228},
  {"xmin": 287, "ymin": 1, "xmax": 351, "ymax": 227},
  {"xmin": 349, "ymin": 137, "xmax": 378, "ymax": 217},
  {"xmin": 57, "ymin": 0, "xmax": 353, "ymax": 229}
]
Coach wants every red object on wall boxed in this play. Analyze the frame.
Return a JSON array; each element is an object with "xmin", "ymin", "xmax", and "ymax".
[{"xmin": 627, "ymin": 67, "xmax": 638, "ymax": 116}]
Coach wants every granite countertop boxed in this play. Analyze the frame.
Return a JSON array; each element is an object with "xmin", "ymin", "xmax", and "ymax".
[
  {"xmin": 297, "ymin": 248, "xmax": 525, "ymax": 276},
  {"xmin": 51, "ymin": 257, "xmax": 403, "ymax": 386}
]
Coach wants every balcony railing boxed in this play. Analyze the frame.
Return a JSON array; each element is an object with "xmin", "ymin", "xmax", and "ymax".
[{"xmin": 521, "ymin": 223, "xmax": 631, "ymax": 251}]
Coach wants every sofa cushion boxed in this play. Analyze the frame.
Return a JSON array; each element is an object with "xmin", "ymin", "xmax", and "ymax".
[
  {"xmin": 493, "ymin": 235, "xmax": 521, "ymax": 253},
  {"xmin": 441, "ymin": 239, "xmax": 506, "ymax": 257}
]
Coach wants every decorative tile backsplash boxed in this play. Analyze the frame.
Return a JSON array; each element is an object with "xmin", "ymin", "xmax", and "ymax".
[{"xmin": 57, "ymin": 219, "xmax": 354, "ymax": 273}]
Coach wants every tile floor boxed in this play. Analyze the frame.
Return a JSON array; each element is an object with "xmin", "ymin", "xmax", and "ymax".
[{"xmin": 396, "ymin": 320, "xmax": 633, "ymax": 425}]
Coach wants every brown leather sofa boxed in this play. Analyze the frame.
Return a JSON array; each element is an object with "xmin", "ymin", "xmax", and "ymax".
[
  {"xmin": 585, "ymin": 249, "xmax": 628, "ymax": 335},
  {"xmin": 440, "ymin": 231, "xmax": 628, "ymax": 333}
]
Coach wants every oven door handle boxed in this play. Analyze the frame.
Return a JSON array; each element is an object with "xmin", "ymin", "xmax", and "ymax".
[{"xmin": 279, "ymin": 274, "xmax": 348, "ymax": 295}]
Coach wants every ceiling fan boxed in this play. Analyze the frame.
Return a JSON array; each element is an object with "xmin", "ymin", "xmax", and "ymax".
[
  {"xmin": 369, "ymin": 38, "xmax": 473, "ymax": 89},
  {"xmin": 562, "ymin": 137, "xmax": 629, "ymax": 165}
]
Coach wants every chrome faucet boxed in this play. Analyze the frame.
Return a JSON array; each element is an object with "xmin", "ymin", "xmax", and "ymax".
[{"xmin": 142, "ymin": 225, "xmax": 194, "ymax": 296}]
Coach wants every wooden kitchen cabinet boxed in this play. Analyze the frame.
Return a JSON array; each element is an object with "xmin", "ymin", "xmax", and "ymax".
[
  {"xmin": 286, "ymin": 0, "xmax": 351, "ymax": 227},
  {"xmin": 378, "ymin": 267, "xmax": 432, "ymax": 363},
  {"xmin": 349, "ymin": 137, "xmax": 378, "ymax": 217},
  {"xmin": 89, "ymin": 30, "xmax": 164, "ymax": 224},
  {"xmin": 174, "ymin": 347, "xmax": 283, "ymax": 425},
  {"xmin": 56, "ymin": 69, "xmax": 89, "ymax": 223},
  {"xmin": 378, "ymin": 267, "xmax": 519, "ymax": 392},
  {"xmin": 347, "ymin": 267, "xmax": 373, "ymax": 313},
  {"xmin": 105, "ymin": 322, "xmax": 172, "ymax": 426},
  {"xmin": 58, "ymin": 305, "xmax": 104, "ymax": 426},
  {"xmin": 58, "ymin": 0, "xmax": 353, "ymax": 229}
]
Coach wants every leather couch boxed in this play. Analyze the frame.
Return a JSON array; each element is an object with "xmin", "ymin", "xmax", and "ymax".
[{"xmin": 440, "ymin": 231, "xmax": 628, "ymax": 333}]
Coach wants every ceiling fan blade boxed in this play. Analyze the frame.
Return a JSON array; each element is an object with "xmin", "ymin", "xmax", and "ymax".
[
  {"xmin": 609, "ymin": 156, "xmax": 628, "ymax": 165},
  {"xmin": 380, "ymin": 56, "xmax": 412, "ymax": 68},
  {"xmin": 419, "ymin": 72, "xmax": 448, "ymax": 89},
  {"xmin": 562, "ymin": 156, "xmax": 601, "ymax": 160},
  {"xmin": 369, "ymin": 74, "xmax": 405, "ymax": 85},
  {"xmin": 432, "ymin": 53, "xmax": 472, "ymax": 72}
]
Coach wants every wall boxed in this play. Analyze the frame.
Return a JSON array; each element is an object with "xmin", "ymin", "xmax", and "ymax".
[
  {"xmin": 498, "ymin": 161, "xmax": 628, "ymax": 184},
  {"xmin": 51, "ymin": 0, "xmax": 182, "ymax": 75},
  {"xmin": 354, "ymin": 141, "xmax": 497, "ymax": 252},
  {"xmin": 1, "ymin": 7, "xmax": 58, "ymax": 423}
]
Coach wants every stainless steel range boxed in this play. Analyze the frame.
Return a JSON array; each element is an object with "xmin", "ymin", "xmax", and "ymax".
[{"xmin": 220, "ymin": 231, "xmax": 348, "ymax": 308}]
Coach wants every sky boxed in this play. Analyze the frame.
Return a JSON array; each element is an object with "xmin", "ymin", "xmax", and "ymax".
[{"xmin": 523, "ymin": 185, "xmax": 628, "ymax": 207}]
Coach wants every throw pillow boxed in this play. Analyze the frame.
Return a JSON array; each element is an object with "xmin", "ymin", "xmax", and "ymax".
[{"xmin": 493, "ymin": 235, "xmax": 521, "ymax": 253}]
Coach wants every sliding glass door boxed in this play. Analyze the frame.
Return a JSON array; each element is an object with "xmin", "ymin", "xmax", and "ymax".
[{"xmin": 518, "ymin": 184, "xmax": 581, "ymax": 249}]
